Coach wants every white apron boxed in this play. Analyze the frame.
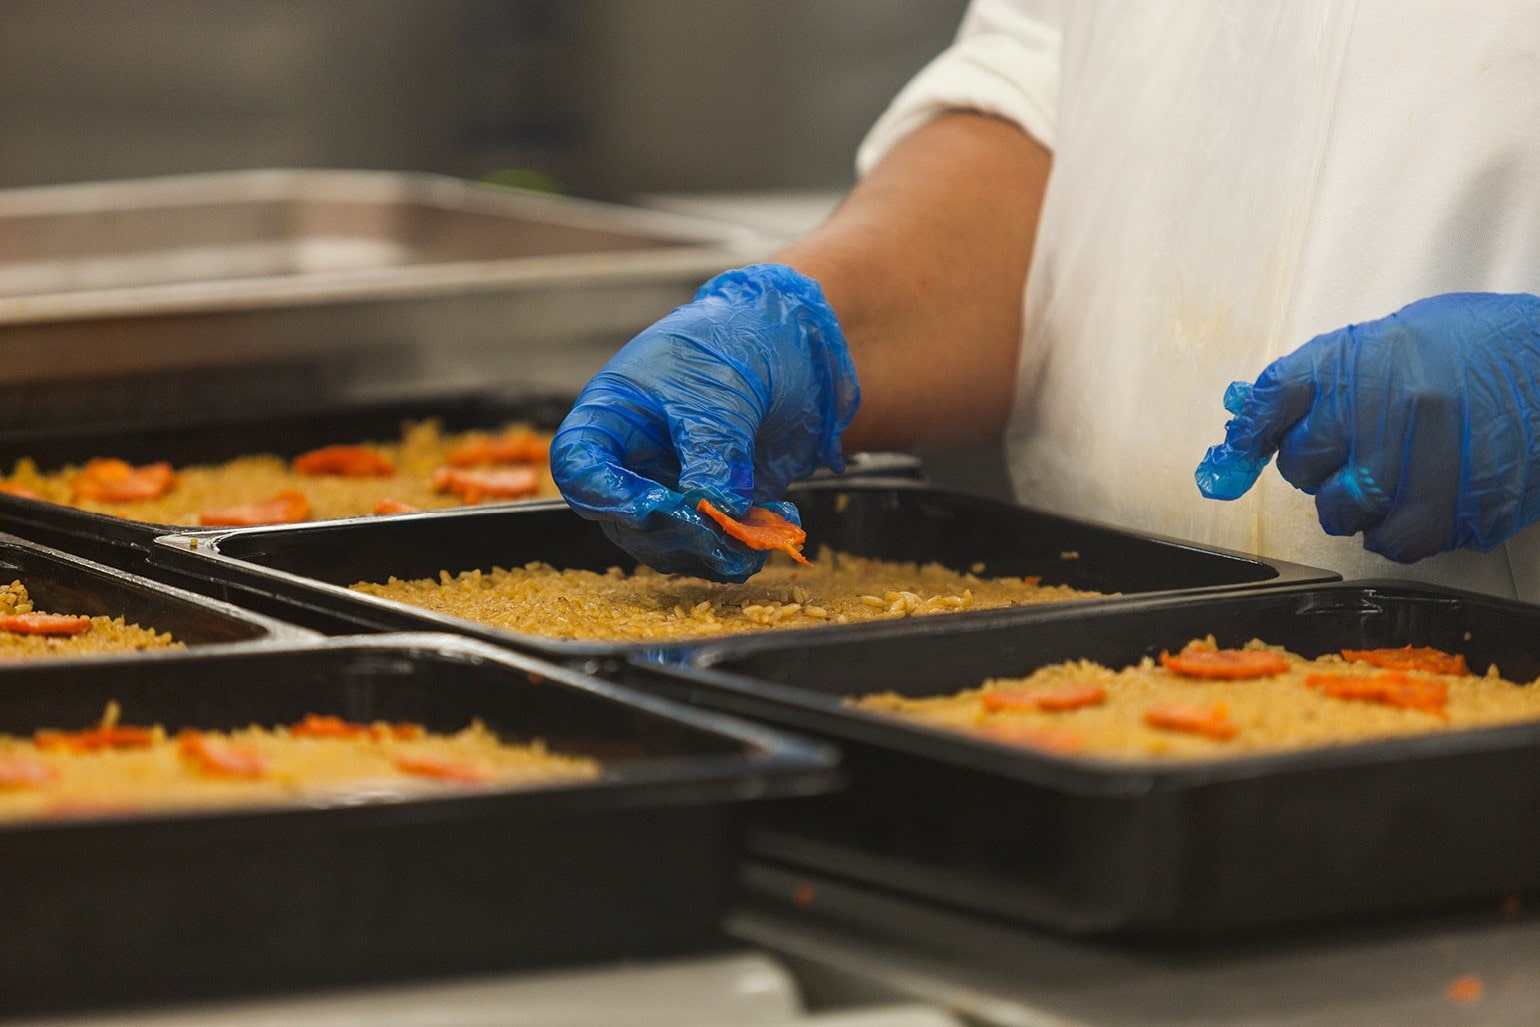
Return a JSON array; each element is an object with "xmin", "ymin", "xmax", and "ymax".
[{"xmin": 858, "ymin": 0, "xmax": 1540, "ymax": 598}]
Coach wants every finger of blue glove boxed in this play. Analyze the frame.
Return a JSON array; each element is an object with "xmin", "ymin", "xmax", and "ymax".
[
  {"xmin": 1193, "ymin": 357, "xmax": 1317, "ymax": 500},
  {"xmin": 1311, "ymin": 464, "xmax": 1397, "ymax": 539}
]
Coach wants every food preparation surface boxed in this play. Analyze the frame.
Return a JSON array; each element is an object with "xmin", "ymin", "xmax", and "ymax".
[{"xmin": 732, "ymin": 870, "xmax": 1540, "ymax": 1027}]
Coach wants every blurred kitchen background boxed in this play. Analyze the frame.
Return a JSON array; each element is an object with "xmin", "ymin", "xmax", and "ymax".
[
  {"xmin": 0, "ymin": 0, "xmax": 1004, "ymax": 488},
  {"xmin": 0, "ymin": 1, "xmax": 963, "ymax": 199}
]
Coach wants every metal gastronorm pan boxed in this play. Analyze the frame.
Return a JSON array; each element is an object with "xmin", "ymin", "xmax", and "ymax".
[
  {"xmin": 0, "ymin": 530, "xmax": 312, "ymax": 651},
  {"xmin": 0, "ymin": 633, "xmax": 836, "ymax": 1014},
  {"xmin": 147, "ymin": 479, "xmax": 1338, "ymax": 662},
  {"xmin": 0, "ymin": 169, "xmax": 764, "ymax": 390},
  {"xmin": 616, "ymin": 580, "xmax": 1540, "ymax": 938},
  {"xmin": 0, "ymin": 389, "xmax": 573, "ymax": 573}
]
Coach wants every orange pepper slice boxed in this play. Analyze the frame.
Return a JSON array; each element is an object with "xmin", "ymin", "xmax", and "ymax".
[
  {"xmin": 1144, "ymin": 703, "xmax": 1238, "ymax": 740},
  {"xmin": 432, "ymin": 466, "xmax": 540, "ymax": 503},
  {"xmin": 34, "ymin": 724, "xmax": 156, "ymax": 754},
  {"xmin": 0, "ymin": 483, "xmax": 44, "ymax": 501},
  {"xmin": 1159, "ymin": 646, "xmax": 1289, "ymax": 679},
  {"xmin": 1306, "ymin": 670, "xmax": 1449, "ymax": 719},
  {"xmin": 289, "ymin": 713, "xmax": 369, "ymax": 739},
  {"xmin": 70, "ymin": 458, "xmax": 176, "ymax": 503},
  {"xmin": 974, "ymin": 723, "xmax": 1087, "ymax": 754},
  {"xmin": 0, "ymin": 612, "xmax": 91, "ymax": 636},
  {"xmin": 198, "ymin": 489, "xmax": 312, "ymax": 526},
  {"xmin": 392, "ymin": 753, "xmax": 490, "ymax": 784},
  {"xmin": 447, "ymin": 431, "xmax": 549, "ymax": 467},
  {"xmin": 1341, "ymin": 645, "xmax": 1468, "ymax": 676},
  {"xmin": 373, "ymin": 497, "xmax": 422, "ymax": 515},
  {"xmin": 696, "ymin": 499, "xmax": 812, "ymax": 566},
  {"xmin": 981, "ymin": 683, "xmax": 1106, "ymax": 713},
  {"xmin": 0, "ymin": 755, "xmax": 58, "ymax": 789},
  {"xmin": 177, "ymin": 730, "xmax": 269, "ymax": 777},
  {"xmin": 292, "ymin": 445, "xmax": 396, "ymax": 478}
]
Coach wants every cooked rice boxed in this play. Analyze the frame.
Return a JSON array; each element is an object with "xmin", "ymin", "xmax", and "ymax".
[
  {"xmin": 0, "ymin": 706, "xmax": 600, "ymax": 821},
  {"xmin": 1, "ymin": 419, "xmax": 557, "ymax": 524},
  {"xmin": 351, "ymin": 548, "xmax": 1105, "ymax": 642},
  {"xmin": 852, "ymin": 637, "xmax": 1540, "ymax": 760},
  {"xmin": 0, "ymin": 581, "xmax": 181, "ymax": 659}
]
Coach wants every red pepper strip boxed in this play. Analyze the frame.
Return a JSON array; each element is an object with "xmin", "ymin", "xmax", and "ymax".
[
  {"xmin": 1306, "ymin": 671, "xmax": 1450, "ymax": 719},
  {"xmin": 447, "ymin": 432, "xmax": 549, "ymax": 467},
  {"xmin": 0, "ymin": 483, "xmax": 44, "ymax": 501},
  {"xmin": 0, "ymin": 612, "xmax": 92, "ymax": 636},
  {"xmin": 198, "ymin": 489, "xmax": 312, "ymax": 526},
  {"xmin": 0, "ymin": 755, "xmax": 58, "ymax": 789},
  {"xmin": 70, "ymin": 459, "xmax": 176, "ymax": 503},
  {"xmin": 34, "ymin": 724, "xmax": 156, "ymax": 754},
  {"xmin": 1341, "ymin": 645, "xmax": 1468, "ymax": 676},
  {"xmin": 392, "ymin": 753, "xmax": 490, "ymax": 784},
  {"xmin": 1159, "ymin": 646, "xmax": 1289, "ymax": 680},
  {"xmin": 373, "ymin": 497, "xmax": 422, "ymax": 515},
  {"xmin": 696, "ymin": 499, "xmax": 813, "ymax": 566},
  {"xmin": 974, "ymin": 723, "xmax": 1087, "ymax": 755},
  {"xmin": 292, "ymin": 444, "xmax": 396, "ymax": 478},
  {"xmin": 1144, "ymin": 703, "xmax": 1238, "ymax": 740},
  {"xmin": 981, "ymin": 683, "xmax": 1106, "ymax": 713},
  {"xmin": 432, "ymin": 466, "xmax": 540, "ymax": 504},
  {"xmin": 289, "ymin": 713, "xmax": 369, "ymax": 739},
  {"xmin": 177, "ymin": 730, "xmax": 269, "ymax": 777}
]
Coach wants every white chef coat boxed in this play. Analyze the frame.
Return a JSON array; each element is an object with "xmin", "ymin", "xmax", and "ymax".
[{"xmin": 856, "ymin": 0, "xmax": 1540, "ymax": 598}]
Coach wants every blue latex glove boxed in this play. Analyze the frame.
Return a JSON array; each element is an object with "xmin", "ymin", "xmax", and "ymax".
[
  {"xmin": 1195, "ymin": 292, "xmax": 1540, "ymax": 562},
  {"xmin": 551, "ymin": 263, "xmax": 860, "ymax": 582}
]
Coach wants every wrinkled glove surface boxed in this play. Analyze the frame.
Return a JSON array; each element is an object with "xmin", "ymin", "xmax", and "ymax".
[
  {"xmin": 1196, "ymin": 292, "xmax": 1540, "ymax": 562},
  {"xmin": 551, "ymin": 263, "xmax": 860, "ymax": 582}
]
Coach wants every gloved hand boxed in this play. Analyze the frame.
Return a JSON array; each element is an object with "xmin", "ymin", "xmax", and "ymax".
[
  {"xmin": 551, "ymin": 263, "xmax": 860, "ymax": 582},
  {"xmin": 1195, "ymin": 292, "xmax": 1540, "ymax": 562}
]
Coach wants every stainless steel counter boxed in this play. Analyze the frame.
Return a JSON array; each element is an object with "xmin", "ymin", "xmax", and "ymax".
[
  {"xmin": 0, "ymin": 170, "xmax": 773, "ymax": 428},
  {"xmin": 729, "ymin": 867, "xmax": 1537, "ymax": 1026}
]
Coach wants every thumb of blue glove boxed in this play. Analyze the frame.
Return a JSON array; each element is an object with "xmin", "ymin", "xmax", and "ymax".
[
  {"xmin": 1196, "ymin": 292, "xmax": 1540, "ymax": 562},
  {"xmin": 551, "ymin": 262, "xmax": 860, "ymax": 582}
]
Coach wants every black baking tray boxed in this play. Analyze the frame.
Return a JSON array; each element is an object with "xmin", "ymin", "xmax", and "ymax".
[
  {"xmin": 0, "ymin": 530, "xmax": 313, "ymax": 651},
  {"xmin": 0, "ymin": 390, "xmax": 920, "ymax": 579},
  {"xmin": 612, "ymin": 580, "xmax": 1540, "ymax": 938},
  {"xmin": 0, "ymin": 388, "xmax": 573, "ymax": 573},
  {"xmin": 0, "ymin": 632, "xmax": 837, "ymax": 1014},
  {"xmin": 146, "ymin": 479, "xmax": 1336, "ymax": 661}
]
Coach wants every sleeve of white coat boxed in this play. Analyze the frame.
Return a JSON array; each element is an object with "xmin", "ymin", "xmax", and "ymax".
[{"xmin": 855, "ymin": 0, "xmax": 1062, "ymax": 175}]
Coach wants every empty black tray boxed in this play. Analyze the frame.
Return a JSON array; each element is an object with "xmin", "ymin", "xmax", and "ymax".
[
  {"xmin": 616, "ymin": 580, "xmax": 1540, "ymax": 938},
  {"xmin": 0, "ymin": 633, "xmax": 837, "ymax": 1014},
  {"xmin": 0, "ymin": 530, "xmax": 312, "ymax": 652},
  {"xmin": 147, "ymin": 479, "xmax": 1336, "ymax": 661}
]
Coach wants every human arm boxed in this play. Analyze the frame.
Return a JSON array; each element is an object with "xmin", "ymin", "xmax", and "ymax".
[
  {"xmin": 1195, "ymin": 292, "xmax": 1540, "ymax": 562},
  {"xmin": 551, "ymin": 111, "xmax": 1052, "ymax": 580},
  {"xmin": 776, "ymin": 110, "xmax": 1052, "ymax": 453}
]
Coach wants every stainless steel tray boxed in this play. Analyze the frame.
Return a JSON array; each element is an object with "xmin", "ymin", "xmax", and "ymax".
[{"xmin": 0, "ymin": 169, "xmax": 769, "ymax": 391}]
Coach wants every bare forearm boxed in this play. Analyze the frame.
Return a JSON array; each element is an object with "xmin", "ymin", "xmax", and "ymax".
[{"xmin": 775, "ymin": 112, "xmax": 1052, "ymax": 452}]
